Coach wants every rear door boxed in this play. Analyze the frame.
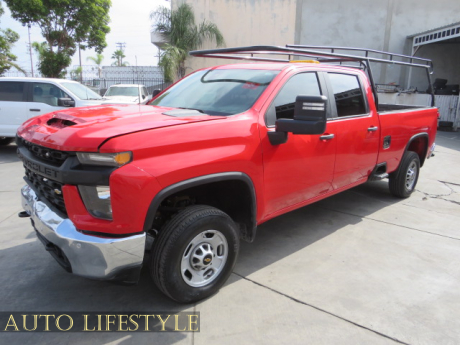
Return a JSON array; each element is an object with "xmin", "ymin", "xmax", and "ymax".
[
  {"xmin": 0, "ymin": 81, "xmax": 27, "ymax": 137},
  {"xmin": 260, "ymin": 71, "xmax": 338, "ymax": 218},
  {"xmin": 325, "ymin": 72, "xmax": 380, "ymax": 189}
]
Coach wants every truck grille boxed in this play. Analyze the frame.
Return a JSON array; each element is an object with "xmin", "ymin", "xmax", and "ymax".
[
  {"xmin": 25, "ymin": 168, "xmax": 67, "ymax": 215},
  {"xmin": 18, "ymin": 137, "xmax": 69, "ymax": 166}
]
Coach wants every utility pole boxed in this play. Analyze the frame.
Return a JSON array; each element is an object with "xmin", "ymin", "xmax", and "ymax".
[
  {"xmin": 115, "ymin": 42, "xmax": 126, "ymax": 66},
  {"xmin": 27, "ymin": 24, "xmax": 34, "ymax": 77},
  {"xmin": 23, "ymin": 23, "xmax": 34, "ymax": 77}
]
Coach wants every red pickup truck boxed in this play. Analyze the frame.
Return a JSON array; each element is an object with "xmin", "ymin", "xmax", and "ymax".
[{"xmin": 17, "ymin": 46, "xmax": 438, "ymax": 303}]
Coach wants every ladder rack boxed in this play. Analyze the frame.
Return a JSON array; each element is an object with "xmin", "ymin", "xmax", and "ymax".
[{"xmin": 189, "ymin": 45, "xmax": 435, "ymax": 107}]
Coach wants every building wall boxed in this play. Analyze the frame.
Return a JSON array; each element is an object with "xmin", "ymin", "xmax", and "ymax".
[
  {"xmin": 173, "ymin": 0, "xmax": 297, "ymax": 74},
  {"xmin": 174, "ymin": 0, "xmax": 460, "ymax": 89}
]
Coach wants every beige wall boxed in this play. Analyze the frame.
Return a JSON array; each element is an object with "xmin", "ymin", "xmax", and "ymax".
[
  {"xmin": 172, "ymin": 0, "xmax": 460, "ymax": 88},
  {"xmin": 173, "ymin": 0, "xmax": 297, "ymax": 74}
]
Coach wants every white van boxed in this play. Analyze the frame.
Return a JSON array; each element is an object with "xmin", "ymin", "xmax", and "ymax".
[{"xmin": 0, "ymin": 77, "xmax": 105, "ymax": 145}]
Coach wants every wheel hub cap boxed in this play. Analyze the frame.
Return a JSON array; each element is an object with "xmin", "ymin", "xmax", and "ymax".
[{"xmin": 181, "ymin": 230, "xmax": 228, "ymax": 287}]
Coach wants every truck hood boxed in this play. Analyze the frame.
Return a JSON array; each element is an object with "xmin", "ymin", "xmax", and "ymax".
[{"xmin": 17, "ymin": 104, "xmax": 225, "ymax": 151}]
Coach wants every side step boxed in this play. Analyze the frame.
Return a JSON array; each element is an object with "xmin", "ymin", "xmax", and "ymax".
[{"xmin": 368, "ymin": 163, "xmax": 389, "ymax": 181}]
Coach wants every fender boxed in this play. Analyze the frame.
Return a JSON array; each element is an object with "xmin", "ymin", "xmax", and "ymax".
[
  {"xmin": 143, "ymin": 172, "xmax": 258, "ymax": 242},
  {"xmin": 403, "ymin": 132, "xmax": 429, "ymax": 167}
]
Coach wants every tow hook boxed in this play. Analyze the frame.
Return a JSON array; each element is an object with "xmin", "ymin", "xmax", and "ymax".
[{"xmin": 18, "ymin": 211, "xmax": 30, "ymax": 218}]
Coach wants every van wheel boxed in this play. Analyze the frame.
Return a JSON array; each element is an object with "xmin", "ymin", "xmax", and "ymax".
[
  {"xmin": 0, "ymin": 137, "xmax": 14, "ymax": 146},
  {"xmin": 150, "ymin": 205, "xmax": 239, "ymax": 303},
  {"xmin": 389, "ymin": 151, "xmax": 420, "ymax": 198}
]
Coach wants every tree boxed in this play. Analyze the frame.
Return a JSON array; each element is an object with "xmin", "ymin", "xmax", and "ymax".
[
  {"xmin": 32, "ymin": 41, "xmax": 48, "ymax": 62},
  {"xmin": 151, "ymin": 3, "xmax": 224, "ymax": 82},
  {"xmin": 87, "ymin": 53, "xmax": 104, "ymax": 77},
  {"xmin": 5, "ymin": 0, "xmax": 111, "ymax": 78},
  {"xmin": 0, "ymin": 3, "xmax": 25, "ymax": 76},
  {"xmin": 70, "ymin": 66, "xmax": 82, "ymax": 81},
  {"xmin": 111, "ymin": 49, "xmax": 129, "ymax": 67}
]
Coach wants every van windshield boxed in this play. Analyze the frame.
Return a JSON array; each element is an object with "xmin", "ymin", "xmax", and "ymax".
[
  {"xmin": 61, "ymin": 82, "xmax": 102, "ymax": 100},
  {"xmin": 150, "ymin": 69, "xmax": 279, "ymax": 115}
]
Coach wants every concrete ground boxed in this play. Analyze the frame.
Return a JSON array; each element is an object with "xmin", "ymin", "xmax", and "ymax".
[{"xmin": 0, "ymin": 131, "xmax": 459, "ymax": 345}]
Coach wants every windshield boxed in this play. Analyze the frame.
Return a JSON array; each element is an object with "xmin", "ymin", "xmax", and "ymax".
[
  {"xmin": 61, "ymin": 82, "xmax": 102, "ymax": 100},
  {"xmin": 105, "ymin": 86, "xmax": 139, "ymax": 97},
  {"xmin": 150, "ymin": 69, "xmax": 279, "ymax": 115}
]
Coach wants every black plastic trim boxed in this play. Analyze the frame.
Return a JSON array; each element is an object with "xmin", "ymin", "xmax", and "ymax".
[
  {"xmin": 404, "ymin": 132, "xmax": 429, "ymax": 167},
  {"xmin": 143, "ymin": 172, "xmax": 258, "ymax": 241},
  {"xmin": 17, "ymin": 145, "xmax": 115, "ymax": 186}
]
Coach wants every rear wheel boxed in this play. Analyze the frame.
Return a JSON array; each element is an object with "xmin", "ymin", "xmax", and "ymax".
[
  {"xmin": 150, "ymin": 205, "xmax": 239, "ymax": 303},
  {"xmin": 389, "ymin": 151, "xmax": 420, "ymax": 198},
  {"xmin": 0, "ymin": 137, "xmax": 14, "ymax": 146}
]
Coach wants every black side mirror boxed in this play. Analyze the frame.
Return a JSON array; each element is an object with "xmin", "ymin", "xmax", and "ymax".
[
  {"xmin": 268, "ymin": 95, "xmax": 327, "ymax": 145},
  {"xmin": 58, "ymin": 98, "xmax": 75, "ymax": 107},
  {"xmin": 152, "ymin": 89, "xmax": 161, "ymax": 97}
]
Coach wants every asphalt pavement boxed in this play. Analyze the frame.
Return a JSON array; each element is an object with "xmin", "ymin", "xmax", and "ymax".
[{"xmin": 0, "ymin": 130, "xmax": 459, "ymax": 345}]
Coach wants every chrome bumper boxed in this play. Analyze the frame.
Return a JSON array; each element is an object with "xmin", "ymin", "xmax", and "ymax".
[{"xmin": 21, "ymin": 184, "xmax": 146, "ymax": 283}]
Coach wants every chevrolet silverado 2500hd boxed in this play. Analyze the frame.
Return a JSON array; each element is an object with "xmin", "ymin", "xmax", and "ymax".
[{"xmin": 17, "ymin": 46, "xmax": 438, "ymax": 303}]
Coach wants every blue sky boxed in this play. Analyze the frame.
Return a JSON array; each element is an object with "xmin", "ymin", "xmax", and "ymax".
[{"xmin": 1, "ymin": 0, "xmax": 170, "ymax": 74}]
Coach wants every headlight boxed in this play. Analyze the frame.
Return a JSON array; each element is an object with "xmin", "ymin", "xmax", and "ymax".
[
  {"xmin": 76, "ymin": 152, "xmax": 132, "ymax": 167},
  {"xmin": 78, "ymin": 185, "xmax": 112, "ymax": 220}
]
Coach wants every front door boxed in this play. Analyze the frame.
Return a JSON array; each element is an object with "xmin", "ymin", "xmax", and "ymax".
[{"xmin": 260, "ymin": 71, "xmax": 337, "ymax": 218}]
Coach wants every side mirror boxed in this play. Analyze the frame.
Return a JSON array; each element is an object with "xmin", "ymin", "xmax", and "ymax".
[
  {"xmin": 57, "ymin": 98, "xmax": 75, "ymax": 107},
  {"xmin": 268, "ymin": 95, "xmax": 327, "ymax": 145},
  {"xmin": 152, "ymin": 89, "xmax": 161, "ymax": 97}
]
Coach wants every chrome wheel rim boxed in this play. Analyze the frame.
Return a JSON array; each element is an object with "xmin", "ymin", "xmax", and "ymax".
[
  {"xmin": 405, "ymin": 161, "xmax": 418, "ymax": 190},
  {"xmin": 181, "ymin": 230, "xmax": 228, "ymax": 287}
]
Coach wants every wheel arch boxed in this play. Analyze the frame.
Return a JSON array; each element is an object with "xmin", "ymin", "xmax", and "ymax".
[
  {"xmin": 143, "ymin": 172, "xmax": 257, "ymax": 242},
  {"xmin": 404, "ymin": 132, "xmax": 429, "ymax": 167}
]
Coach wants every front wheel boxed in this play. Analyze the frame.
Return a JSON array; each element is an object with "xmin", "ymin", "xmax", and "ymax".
[
  {"xmin": 389, "ymin": 151, "xmax": 420, "ymax": 198},
  {"xmin": 150, "ymin": 205, "xmax": 240, "ymax": 303}
]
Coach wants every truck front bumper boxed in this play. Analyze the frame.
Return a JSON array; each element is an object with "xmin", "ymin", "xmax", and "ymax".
[{"xmin": 21, "ymin": 183, "xmax": 146, "ymax": 283}]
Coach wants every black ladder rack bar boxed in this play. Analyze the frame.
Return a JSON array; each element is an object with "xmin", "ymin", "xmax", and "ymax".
[
  {"xmin": 189, "ymin": 45, "xmax": 435, "ymax": 107},
  {"xmin": 189, "ymin": 45, "xmax": 433, "ymax": 72}
]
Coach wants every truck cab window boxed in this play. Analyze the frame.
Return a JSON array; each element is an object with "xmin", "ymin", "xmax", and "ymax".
[
  {"xmin": 266, "ymin": 73, "xmax": 321, "ymax": 127},
  {"xmin": 328, "ymin": 73, "xmax": 367, "ymax": 117}
]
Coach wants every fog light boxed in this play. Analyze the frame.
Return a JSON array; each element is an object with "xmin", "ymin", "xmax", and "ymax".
[{"xmin": 78, "ymin": 185, "xmax": 112, "ymax": 220}]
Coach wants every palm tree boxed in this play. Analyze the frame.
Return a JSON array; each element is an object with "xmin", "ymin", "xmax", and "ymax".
[
  {"xmin": 111, "ymin": 50, "xmax": 129, "ymax": 67},
  {"xmin": 70, "ymin": 66, "xmax": 82, "ymax": 81},
  {"xmin": 87, "ymin": 53, "xmax": 104, "ymax": 78},
  {"xmin": 151, "ymin": 3, "xmax": 224, "ymax": 82}
]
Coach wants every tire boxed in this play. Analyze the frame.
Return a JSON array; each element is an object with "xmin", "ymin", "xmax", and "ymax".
[
  {"xmin": 389, "ymin": 151, "xmax": 420, "ymax": 198},
  {"xmin": 0, "ymin": 137, "xmax": 14, "ymax": 146},
  {"xmin": 150, "ymin": 205, "xmax": 240, "ymax": 303}
]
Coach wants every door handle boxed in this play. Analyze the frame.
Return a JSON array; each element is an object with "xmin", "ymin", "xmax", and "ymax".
[
  {"xmin": 320, "ymin": 134, "xmax": 335, "ymax": 140},
  {"xmin": 368, "ymin": 126, "xmax": 378, "ymax": 132},
  {"xmin": 29, "ymin": 109, "xmax": 41, "ymax": 112}
]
